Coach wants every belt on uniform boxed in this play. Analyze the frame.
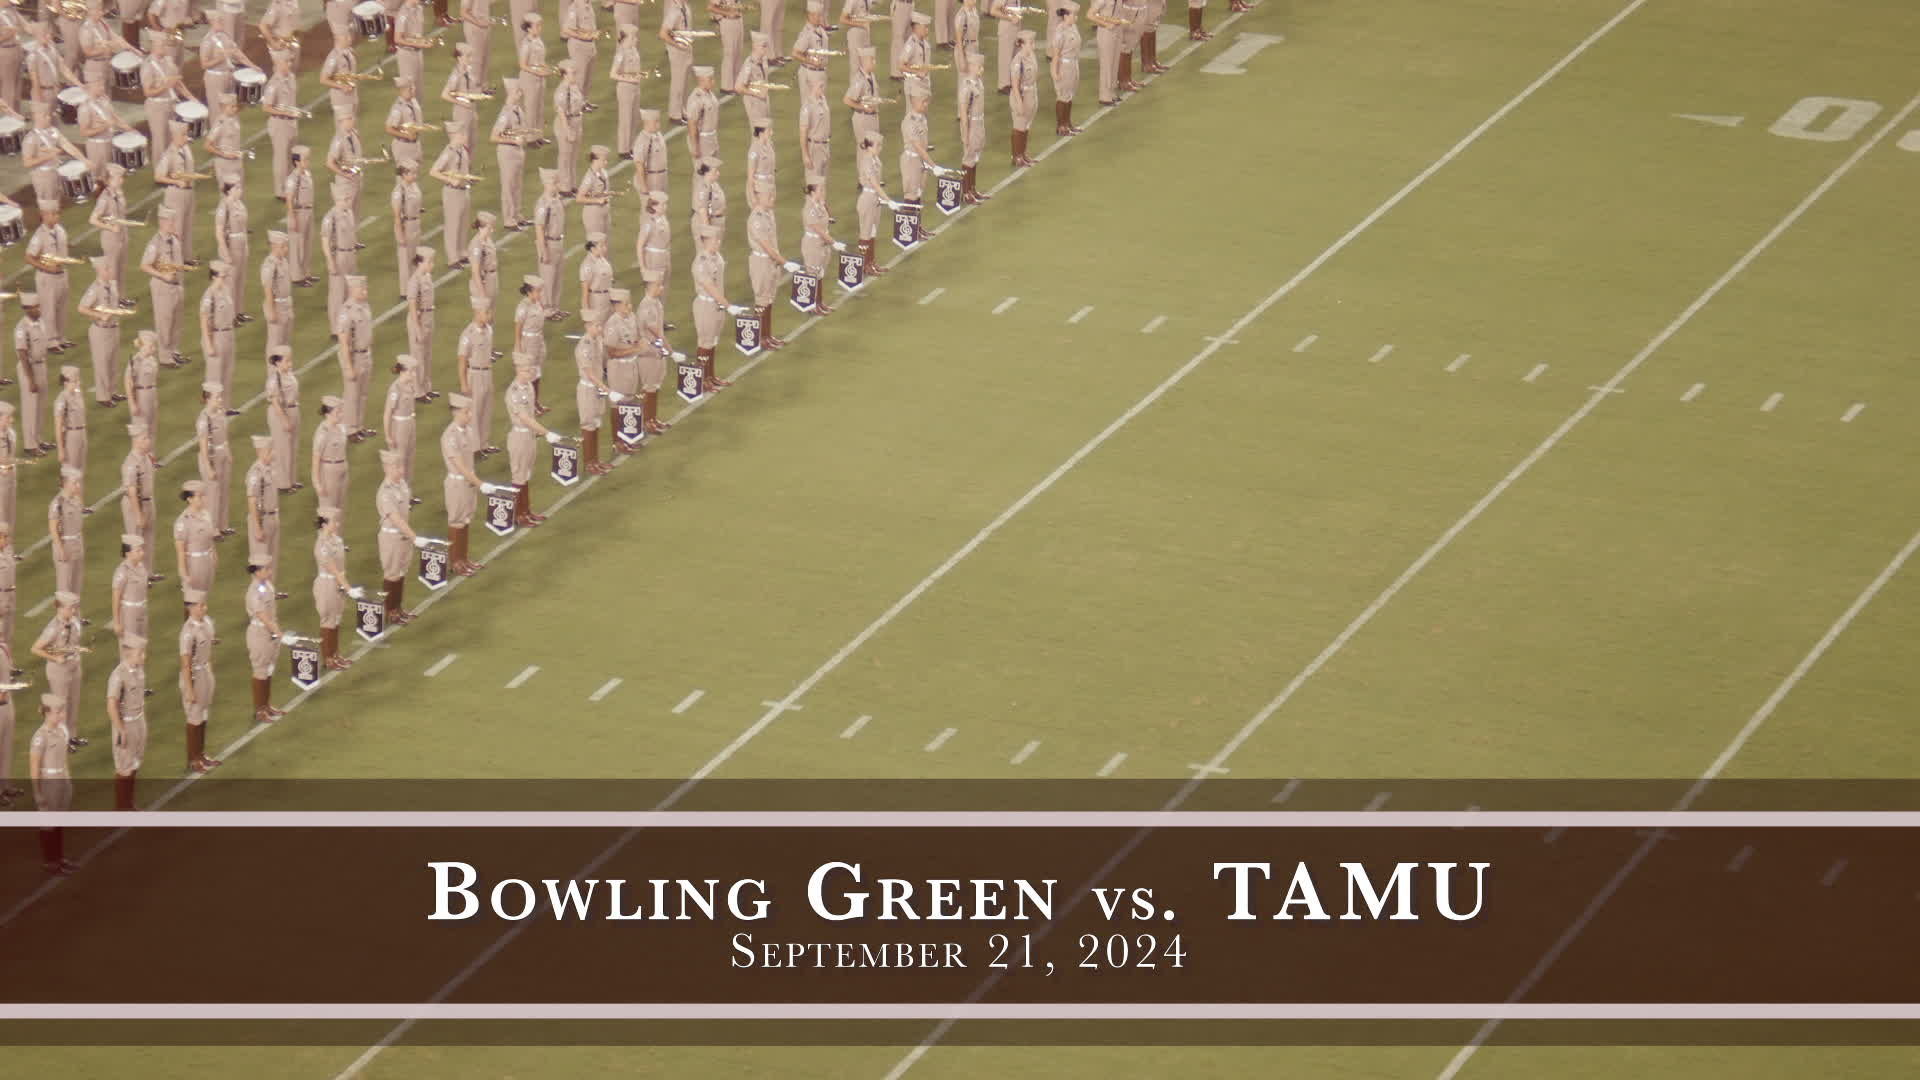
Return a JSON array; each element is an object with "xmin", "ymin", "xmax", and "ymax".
[
  {"xmin": 393, "ymin": 414, "xmax": 415, "ymax": 421},
  {"xmin": 134, "ymin": 384, "xmax": 154, "ymax": 390},
  {"xmin": 121, "ymin": 599, "xmax": 146, "ymax": 607},
  {"xmin": 511, "ymin": 425, "xmax": 531, "ymax": 434},
  {"xmin": 60, "ymin": 533, "xmax": 79, "ymax": 541},
  {"xmin": 379, "ymin": 526, "xmax": 403, "ymax": 535},
  {"xmin": 644, "ymin": 246, "xmax": 668, "ymax": 254},
  {"xmin": 467, "ymin": 365, "xmax": 490, "ymax": 373},
  {"xmin": 188, "ymin": 550, "xmax": 212, "ymax": 558},
  {"xmin": 321, "ymin": 458, "xmax": 346, "ymax": 464},
  {"xmin": 121, "ymin": 713, "xmax": 144, "ymax": 722}
]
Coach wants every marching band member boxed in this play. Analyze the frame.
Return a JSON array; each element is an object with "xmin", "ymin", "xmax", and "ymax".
[
  {"xmin": 215, "ymin": 182, "xmax": 252, "ymax": 325},
  {"xmin": 194, "ymin": 380, "xmax": 235, "ymax": 538},
  {"xmin": 406, "ymin": 249, "xmax": 440, "ymax": 399},
  {"xmin": 990, "ymin": 0, "xmax": 1020, "ymax": 93},
  {"xmin": 713, "ymin": 0, "xmax": 746, "ymax": 93},
  {"xmin": 746, "ymin": 187, "xmax": 796, "ymax": 350},
  {"xmin": 1187, "ymin": 0, "xmax": 1213, "ymax": 41},
  {"xmin": 902, "ymin": 12, "xmax": 937, "ymax": 101},
  {"xmin": 659, "ymin": 0, "xmax": 696, "ymax": 124},
  {"xmin": 799, "ymin": 75, "xmax": 833, "ymax": 215},
  {"xmin": 320, "ymin": 23, "xmax": 360, "ymax": 122},
  {"xmin": 325, "ymin": 109, "xmax": 367, "ymax": 217},
  {"xmin": 338, "ymin": 276, "xmax": 377, "ymax": 442},
  {"xmin": 112, "ymin": 532, "xmax": 153, "ymax": 645},
  {"xmin": 311, "ymin": 505, "xmax": 357, "ymax": 671},
  {"xmin": 119, "ymin": 421, "xmax": 158, "ymax": 565},
  {"xmin": 846, "ymin": 46, "xmax": 885, "ymax": 149},
  {"xmin": 173, "ymin": 480, "xmax": 218, "ymax": 610},
  {"xmin": 958, "ymin": 48, "xmax": 991, "ymax": 202},
  {"xmin": 441, "ymin": 394, "xmax": 488, "ymax": 575},
  {"xmin": 747, "ymin": 122, "xmax": 777, "ymax": 207},
  {"xmin": 76, "ymin": 254, "xmax": 127, "ymax": 408},
  {"xmin": 266, "ymin": 350, "xmax": 303, "ymax": 493},
  {"xmin": 504, "ymin": 355, "xmax": 558, "ymax": 526},
  {"xmin": 899, "ymin": 87, "xmax": 939, "ymax": 241},
  {"xmin": 200, "ymin": 1, "xmax": 248, "ymax": 108},
  {"xmin": 799, "ymin": 175, "xmax": 838, "ymax": 315},
  {"xmin": 154, "ymin": 120, "xmax": 201, "ymax": 262},
  {"xmin": 532, "ymin": 167, "xmax": 569, "ymax": 317},
  {"xmin": 107, "ymin": 633, "xmax": 148, "ymax": 810},
  {"xmin": 690, "ymin": 155, "xmax": 727, "ymax": 246},
  {"xmin": 387, "ymin": 75, "xmax": 430, "ymax": 174},
  {"xmin": 123, "ymin": 340, "xmax": 160, "ymax": 451},
  {"xmin": 492, "ymin": 82, "xmax": 533, "ymax": 229},
  {"xmin": 843, "ymin": 0, "xmax": 879, "ymax": 85},
  {"xmin": 561, "ymin": 0, "xmax": 599, "ymax": 96},
  {"xmin": 30, "ymin": 694, "xmax": 77, "ymax": 872},
  {"xmin": 179, "ymin": 586, "xmax": 220, "ymax": 773},
  {"xmin": 263, "ymin": 49, "xmax": 302, "ymax": 195},
  {"xmin": 21, "ymin": 102, "xmax": 80, "ymax": 210},
  {"xmin": 383, "ymin": 355, "xmax": 421, "ymax": 486},
  {"xmin": 25, "ymin": 202, "xmax": 75, "ymax": 352},
  {"xmin": 244, "ymin": 550, "xmax": 289, "ymax": 724},
  {"xmin": 468, "ymin": 210, "xmax": 501, "ymax": 305},
  {"xmin": 284, "ymin": 146, "xmax": 318, "ymax": 286},
  {"xmin": 47, "ymin": 465, "xmax": 86, "ymax": 600},
  {"xmin": 517, "ymin": 11, "xmax": 552, "ymax": 136},
  {"xmin": 578, "ymin": 232, "xmax": 614, "ymax": 326},
  {"xmin": 634, "ymin": 108, "xmax": 670, "ymax": 198},
  {"xmin": 572, "ymin": 315, "xmax": 615, "ymax": 476},
  {"xmin": 1009, "ymin": 28, "xmax": 1039, "ymax": 166},
  {"xmin": 88, "ymin": 163, "xmax": 131, "ymax": 284},
  {"xmin": 686, "ymin": 64, "xmax": 720, "ymax": 161},
  {"xmin": 442, "ymin": 41, "xmax": 486, "ymax": 145},
  {"xmin": 260, "ymin": 230, "xmax": 295, "ymax": 351},
  {"xmin": 739, "ymin": 32, "xmax": 774, "ymax": 134},
  {"xmin": 460, "ymin": 0, "xmax": 494, "ymax": 91},
  {"xmin": 311, "ymin": 400, "xmax": 351, "ymax": 527},
  {"xmin": 432, "ymin": 125, "xmax": 478, "ymax": 266},
  {"xmin": 456, "ymin": 301, "xmax": 500, "ymax": 455},
  {"xmin": 321, "ymin": 177, "xmax": 359, "ymax": 331},
  {"xmin": 1051, "ymin": 2, "xmax": 1084, "ymax": 133},
  {"xmin": 30, "ymin": 591, "xmax": 84, "ymax": 749},
  {"xmin": 855, "ymin": 132, "xmax": 892, "ymax": 276},
  {"xmin": 577, "ymin": 145, "xmax": 614, "ymax": 241},
  {"xmin": 792, "ymin": 2, "xmax": 833, "ymax": 102},
  {"xmin": 395, "ymin": 0, "xmax": 431, "ymax": 89},
  {"xmin": 633, "ymin": 272, "xmax": 674, "ymax": 433},
  {"xmin": 637, "ymin": 188, "xmax": 672, "ymax": 293},
  {"xmin": 12, "ymin": 293, "xmax": 51, "ymax": 454},
  {"xmin": 244, "ymin": 433, "xmax": 283, "ymax": 578},
  {"xmin": 75, "ymin": 71, "xmax": 133, "ymax": 184},
  {"xmin": 602, "ymin": 288, "xmax": 643, "ymax": 451},
  {"xmin": 690, "ymin": 226, "xmax": 734, "ymax": 393},
  {"xmin": 391, "ymin": 158, "xmax": 426, "ymax": 257},
  {"xmin": 552, "ymin": 59, "xmax": 587, "ymax": 193},
  {"xmin": 513, "ymin": 274, "xmax": 553, "ymax": 413},
  {"xmin": 611, "ymin": 27, "xmax": 645, "ymax": 157}
]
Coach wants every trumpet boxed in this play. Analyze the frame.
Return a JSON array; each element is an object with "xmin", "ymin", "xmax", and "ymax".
[
  {"xmin": 504, "ymin": 127, "xmax": 545, "ymax": 141},
  {"xmin": 617, "ymin": 67, "xmax": 665, "ymax": 79},
  {"xmin": 1002, "ymin": 4, "xmax": 1037, "ymax": 13},
  {"xmin": 39, "ymin": 253, "xmax": 87, "ymax": 266},
  {"xmin": 44, "ymin": 0, "xmax": 86, "ymax": 18},
  {"xmin": 440, "ymin": 171, "xmax": 482, "ymax": 186},
  {"xmin": 0, "ymin": 291, "xmax": 16, "ymax": 300},
  {"xmin": 397, "ymin": 121, "xmax": 444, "ymax": 136},
  {"xmin": 807, "ymin": 48, "xmax": 846, "ymax": 57}
]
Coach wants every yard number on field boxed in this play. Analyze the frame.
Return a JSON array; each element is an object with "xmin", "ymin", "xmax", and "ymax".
[
  {"xmin": 1200, "ymin": 32, "xmax": 1285, "ymax": 76},
  {"xmin": 1763, "ymin": 96, "xmax": 1920, "ymax": 150}
]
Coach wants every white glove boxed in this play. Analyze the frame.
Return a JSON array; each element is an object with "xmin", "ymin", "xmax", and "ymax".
[
  {"xmin": 479, "ymin": 481, "xmax": 502, "ymax": 495},
  {"xmin": 280, "ymin": 631, "xmax": 299, "ymax": 646},
  {"xmin": 670, "ymin": 351, "xmax": 688, "ymax": 362},
  {"xmin": 726, "ymin": 304, "xmax": 751, "ymax": 316},
  {"xmin": 783, "ymin": 260, "xmax": 803, "ymax": 274},
  {"xmin": 346, "ymin": 586, "xmax": 365, "ymax": 600},
  {"xmin": 412, "ymin": 535, "xmax": 430, "ymax": 550},
  {"xmin": 831, "ymin": 240, "xmax": 848, "ymax": 252},
  {"xmin": 606, "ymin": 390, "xmax": 626, "ymax": 404},
  {"xmin": 545, "ymin": 431, "xmax": 564, "ymax": 446}
]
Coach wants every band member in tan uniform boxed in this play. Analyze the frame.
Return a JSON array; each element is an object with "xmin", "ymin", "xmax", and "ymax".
[
  {"xmin": 1009, "ymin": 29, "xmax": 1039, "ymax": 166},
  {"xmin": 792, "ymin": 3, "xmax": 834, "ymax": 102},
  {"xmin": 602, "ymin": 288, "xmax": 642, "ymax": 451},
  {"xmin": 383, "ymin": 355, "xmax": 422, "ymax": 485},
  {"xmin": 244, "ymin": 552, "xmax": 289, "ymax": 724},
  {"xmin": 763, "ymin": 0, "xmax": 791, "ymax": 60},
  {"xmin": 266, "ymin": 351, "xmax": 303, "ymax": 492},
  {"xmin": 406, "ymin": 249, "xmax": 440, "ymax": 398},
  {"xmin": 855, "ymin": 133, "xmax": 893, "ymax": 276},
  {"xmin": 842, "ymin": 0, "xmax": 878, "ymax": 83},
  {"xmin": 88, "ymin": 164, "xmax": 132, "ymax": 285},
  {"xmin": 76, "ymin": 254, "xmax": 128, "ymax": 408},
  {"xmin": 31, "ymin": 591, "xmax": 84, "ymax": 749},
  {"xmin": 120, "ymin": 423, "xmax": 157, "ymax": 563},
  {"xmin": 141, "ymin": 209, "xmax": 189, "ymax": 366},
  {"xmin": 206, "ymin": 96, "xmax": 247, "ymax": 196},
  {"xmin": 573, "ymin": 317, "xmax": 616, "ymax": 476},
  {"xmin": 845, "ymin": 46, "xmax": 884, "ymax": 148},
  {"xmin": 112, "ymin": 534, "xmax": 152, "ymax": 644},
  {"xmin": 52, "ymin": 367, "xmax": 86, "ymax": 479},
  {"xmin": 311, "ymin": 505, "xmax": 358, "ymax": 670},
  {"xmin": 441, "ymin": 394, "xmax": 489, "ymax": 575},
  {"xmin": 612, "ymin": 29, "xmax": 646, "ymax": 158},
  {"xmin": 459, "ymin": 0, "xmax": 494, "ymax": 92},
  {"xmin": 799, "ymin": 77, "xmax": 833, "ymax": 215},
  {"xmin": 196, "ymin": 382, "xmax": 236, "ymax": 538},
  {"xmin": 691, "ymin": 156, "xmax": 727, "ymax": 246},
  {"xmin": 958, "ymin": 49, "xmax": 991, "ymax": 201},
  {"xmin": 261, "ymin": 231, "xmax": 295, "ymax": 352},
  {"xmin": 391, "ymin": 159, "xmax": 426, "ymax": 257},
  {"xmin": 578, "ymin": 146, "xmax": 614, "ymax": 242},
  {"xmin": 504, "ymin": 355, "xmax": 560, "ymax": 526},
  {"xmin": 199, "ymin": 262, "xmax": 238, "ymax": 397},
  {"xmin": 513, "ymin": 275, "xmax": 553, "ymax": 413},
  {"xmin": 532, "ymin": 168, "xmax": 569, "ymax": 316},
  {"xmin": 30, "ymin": 696, "xmax": 77, "ymax": 873},
  {"xmin": 492, "ymin": 84, "xmax": 533, "ymax": 229},
  {"xmin": 338, "ymin": 277, "xmax": 377, "ymax": 441},
  {"xmin": 432, "ymin": 128, "xmax": 477, "ymax": 266},
  {"xmin": 173, "ymin": 480, "xmax": 218, "ymax": 609},
  {"xmin": 47, "ymin": 466, "xmax": 85, "ymax": 599},
  {"xmin": 457, "ymin": 303, "xmax": 500, "ymax": 454},
  {"xmin": 899, "ymin": 88, "xmax": 939, "ymax": 241},
  {"xmin": 468, "ymin": 211, "xmax": 501, "ymax": 305},
  {"xmin": 635, "ymin": 108, "xmax": 670, "ymax": 199},
  {"xmin": 901, "ymin": 12, "xmax": 936, "ymax": 100},
  {"xmin": 394, "ymin": 0, "xmax": 431, "ymax": 89},
  {"xmin": 377, "ymin": 449, "xmax": 426, "ymax": 626},
  {"xmin": 747, "ymin": 189, "xmax": 796, "ymax": 349},
  {"xmin": 179, "ymin": 586, "xmax": 220, "ymax": 773},
  {"xmin": 747, "ymin": 122, "xmax": 778, "ymax": 207},
  {"xmin": 1051, "ymin": 2, "xmax": 1083, "ymax": 133},
  {"xmin": 245, "ymin": 434, "xmax": 282, "ymax": 578},
  {"xmin": 714, "ymin": 0, "xmax": 745, "ymax": 93},
  {"xmin": 690, "ymin": 226, "xmax": 735, "ymax": 392},
  {"xmin": 890, "ymin": 0, "xmax": 916, "ymax": 77},
  {"xmin": 312, "ymin": 396, "xmax": 351, "ymax": 526},
  {"xmin": 12, "ymin": 295, "xmax": 51, "ymax": 454},
  {"xmin": 637, "ymin": 189, "xmax": 673, "ymax": 291},
  {"xmin": 283, "ymin": 147, "xmax": 318, "ymax": 286},
  {"xmin": 215, "ymin": 183, "xmax": 251, "ymax": 325},
  {"xmin": 321, "ymin": 180, "xmax": 360, "ymax": 330},
  {"xmin": 634, "ymin": 272, "xmax": 675, "ymax": 433},
  {"xmin": 686, "ymin": 65, "xmax": 720, "ymax": 161},
  {"xmin": 989, "ymin": 0, "xmax": 1020, "ymax": 93},
  {"xmin": 442, "ymin": 42, "xmax": 486, "ymax": 146},
  {"xmin": 107, "ymin": 632, "xmax": 147, "ymax": 809},
  {"xmin": 552, "ymin": 61, "xmax": 587, "ymax": 193},
  {"xmin": 24, "ymin": 203, "xmax": 74, "ymax": 352},
  {"xmin": 154, "ymin": 121, "xmax": 200, "ymax": 263},
  {"xmin": 264, "ymin": 50, "xmax": 302, "ymax": 195},
  {"xmin": 76, "ymin": 73, "xmax": 132, "ymax": 184},
  {"xmin": 739, "ymin": 32, "xmax": 774, "ymax": 134},
  {"xmin": 800, "ymin": 176, "xmax": 839, "ymax": 315},
  {"xmin": 658, "ymin": 0, "xmax": 696, "ymax": 125},
  {"xmin": 0, "ymin": 517, "xmax": 14, "ymax": 647},
  {"xmin": 518, "ymin": 12, "xmax": 552, "ymax": 134},
  {"xmin": 561, "ymin": 0, "xmax": 599, "ymax": 95}
]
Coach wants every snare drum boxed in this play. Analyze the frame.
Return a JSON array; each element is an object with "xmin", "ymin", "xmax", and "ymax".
[
  {"xmin": 0, "ymin": 116, "xmax": 23, "ymax": 155},
  {"xmin": 111, "ymin": 51, "xmax": 143, "ymax": 94},
  {"xmin": 352, "ymin": 0, "xmax": 387, "ymax": 37},
  {"xmin": 58, "ymin": 158, "xmax": 93, "ymax": 202},
  {"xmin": 56, "ymin": 86, "xmax": 86, "ymax": 126},
  {"xmin": 0, "ymin": 205, "xmax": 22, "ymax": 247},
  {"xmin": 233, "ymin": 66, "xmax": 266, "ymax": 106},
  {"xmin": 111, "ymin": 130, "xmax": 148, "ymax": 170},
  {"xmin": 173, "ymin": 100, "xmax": 209, "ymax": 139}
]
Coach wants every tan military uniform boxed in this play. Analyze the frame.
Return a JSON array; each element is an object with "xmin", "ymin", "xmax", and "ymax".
[
  {"xmin": 246, "ymin": 459, "xmax": 281, "ymax": 575},
  {"xmin": 636, "ymin": 127, "xmax": 670, "ymax": 196},
  {"xmin": 199, "ymin": 283, "xmax": 238, "ymax": 398},
  {"xmin": 338, "ymin": 298, "xmax": 375, "ymax": 433},
  {"xmin": 458, "ymin": 319, "xmax": 497, "ymax": 447},
  {"xmin": 383, "ymin": 370, "xmax": 420, "ymax": 483},
  {"xmin": 660, "ymin": 0, "xmax": 695, "ymax": 122},
  {"xmin": 261, "ymin": 249, "xmax": 294, "ymax": 351},
  {"xmin": 207, "ymin": 112, "xmax": 244, "ymax": 193},
  {"xmin": 637, "ymin": 207, "xmax": 672, "ymax": 290},
  {"xmin": 686, "ymin": 84, "xmax": 720, "ymax": 161},
  {"xmin": 108, "ymin": 659, "xmax": 146, "ymax": 775},
  {"xmin": 179, "ymin": 612, "xmax": 215, "ymax": 728},
  {"xmin": 196, "ymin": 406, "xmax": 233, "ymax": 533},
  {"xmin": 267, "ymin": 367, "xmax": 301, "ymax": 491},
  {"xmin": 612, "ymin": 42, "xmax": 644, "ymax": 156},
  {"xmin": 156, "ymin": 140, "xmax": 198, "ymax": 263},
  {"xmin": 264, "ymin": 70, "xmax": 299, "ymax": 193},
  {"xmin": 312, "ymin": 418, "xmax": 350, "ymax": 522},
  {"xmin": 91, "ymin": 184, "xmax": 130, "ymax": 283},
  {"xmin": 174, "ymin": 503, "xmax": 218, "ymax": 597},
  {"xmin": 52, "ymin": 386, "xmax": 85, "ymax": 476},
  {"xmin": 120, "ymin": 451, "xmax": 157, "ymax": 568},
  {"xmin": 406, "ymin": 268, "xmax": 437, "ymax": 397},
  {"xmin": 284, "ymin": 166, "xmax": 317, "ymax": 281},
  {"xmin": 245, "ymin": 577, "xmax": 281, "ymax": 679},
  {"xmin": 77, "ymin": 273, "xmax": 124, "ymax": 406},
  {"xmin": 12, "ymin": 313, "xmax": 48, "ymax": 449},
  {"xmin": 434, "ymin": 141, "xmax": 474, "ymax": 265},
  {"xmin": 504, "ymin": 378, "xmax": 538, "ymax": 483},
  {"xmin": 112, "ymin": 556, "xmax": 151, "ymax": 642},
  {"xmin": 692, "ymin": 247, "xmax": 727, "ymax": 348},
  {"xmin": 26, "ymin": 223, "xmax": 71, "ymax": 347},
  {"xmin": 388, "ymin": 93, "xmax": 427, "ymax": 173},
  {"xmin": 534, "ymin": 190, "xmax": 567, "ymax": 307},
  {"xmin": 35, "ymin": 612, "xmax": 82, "ymax": 734},
  {"xmin": 748, "ymin": 207, "xmax": 782, "ymax": 307},
  {"xmin": 313, "ymin": 529, "xmax": 349, "ymax": 628},
  {"xmin": 215, "ymin": 195, "xmax": 249, "ymax": 320},
  {"xmin": 321, "ymin": 203, "xmax": 359, "ymax": 331},
  {"xmin": 578, "ymin": 162, "xmax": 613, "ymax": 242},
  {"xmin": 442, "ymin": 417, "xmax": 479, "ymax": 526},
  {"xmin": 391, "ymin": 174, "xmax": 425, "ymax": 257},
  {"xmin": 126, "ymin": 348, "xmax": 159, "ymax": 446},
  {"xmin": 492, "ymin": 100, "xmax": 530, "ymax": 224},
  {"xmin": 142, "ymin": 228, "xmax": 187, "ymax": 360},
  {"xmin": 48, "ymin": 488, "xmax": 83, "ymax": 598},
  {"xmin": 562, "ymin": 0, "xmax": 598, "ymax": 95},
  {"xmin": 890, "ymin": 0, "xmax": 915, "ymax": 77},
  {"xmin": 579, "ymin": 251, "xmax": 614, "ymax": 326}
]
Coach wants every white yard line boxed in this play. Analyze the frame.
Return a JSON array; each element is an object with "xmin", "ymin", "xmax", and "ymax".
[
  {"xmin": 991, "ymin": 296, "xmax": 1018, "ymax": 315},
  {"xmin": 1292, "ymin": 333, "xmax": 1317, "ymax": 353},
  {"xmin": 1524, "ymin": 363, "xmax": 1547, "ymax": 383},
  {"xmin": 923, "ymin": 727, "xmax": 956, "ymax": 752},
  {"xmin": 1761, "ymin": 391, "xmax": 1783, "ymax": 413},
  {"xmin": 1841, "ymin": 402, "xmax": 1865, "ymax": 423},
  {"xmin": 504, "ymin": 665, "xmax": 539, "ymax": 689},
  {"xmin": 671, "ymin": 689, "xmax": 705, "ymax": 714},
  {"xmin": 1368, "ymin": 344, "xmax": 1394, "ymax": 364},
  {"xmin": 1096, "ymin": 751, "xmax": 1127, "ymax": 777},
  {"xmin": 917, "ymin": 287, "xmax": 945, "ymax": 305},
  {"xmin": 24, "ymin": 594, "xmax": 53, "ymax": 619},
  {"xmin": 1068, "ymin": 305, "xmax": 1094, "ymax": 324},
  {"xmin": 1681, "ymin": 382, "xmax": 1705, "ymax": 402},
  {"xmin": 1140, "ymin": 314, "xmax": 1166, "ymax": 333},
  {"xmin": 1009, "ymin": 739, "xmax": 1040, "ymax": 765},
  {"xmin": 1437, "ymin": 517, "xmax": 1920, "ymax": 1080},
  {"xmin": 423, "ymin": 653, "xmax": 458, "ymax": 677},
  {"xmin": 587, "ymin": 677, "xmax": 622, "ymax": 702},
  {"xmin": 1446, "ymin": 353, "xmax": 1471, "ymax": 373},
  {"xmin": 839, "ymin": 714, "xmax": 871, "ymax": 739}
]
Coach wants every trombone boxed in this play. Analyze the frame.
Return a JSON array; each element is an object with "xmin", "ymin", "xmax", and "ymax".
[
  {"xmin": 745, "ymin": 81, "xmax": 791, "ymax": 92},
  {"xmin": 396, "ymin": 121, "xmax": 444, "ymax": 136},
  {"xmin": 100, "ymin": 215, "xmax": 148, "ymax": 228},
  {"xmin": 266, "ymin": 104, "xmax": 314, "ymax": 119},
  {"xmin": 338, "ymin": 70, "xmax": 386, "ymax": 83},
  {"xmin": 37, "ymin": 253, "xmax": 88, "ymax": 266}
]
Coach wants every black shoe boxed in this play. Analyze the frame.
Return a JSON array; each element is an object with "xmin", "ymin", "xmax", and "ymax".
[
  {"xmin": 68, "ymin": 736, "xmax": 89, "ymax": 751},
  {"xmin": 225, "ymin": 408, "xmax": 241, "ymax": 416},
  {"xmin": 147, "ymin": 573, "xmax": 166, "ymax": 583},
  {"xmin": 236, "ymin": 313, "xmax": 254, "ymax": 324}
]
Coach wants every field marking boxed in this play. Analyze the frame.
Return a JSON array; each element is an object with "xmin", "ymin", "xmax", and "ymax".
[
  {"xmin": 24, "ymin": 594, "xmax": 53, "ymax": 619},
  {"xmin": 1010, "ymin": 739, "xmax": 1041, "ymax": 765},
  {"xmin": 1368, "ymin": 344, "xmax": 1394, "ymax": 364},
  {"xmin": 1682, "ymin": 382, "xmax": 1705, "ymax": 402},
  {"xmin": 1199, "ymin": 31, "xmax": 1286, "ymax": 76},
  {"xmin": 1188, "ymin": 762, "xmax": 1230, "ymax": 776},
  {"xmin": 1524, "ymin": 363, "xmax": 1547, "ymax": 383},
  {"xmin": 1727, "ymin": 844, "xmax": 1754, "ymax": 872},
  {"xmin": 1761, "ymin": 391, "xmax": 1783, "ymax": 413},
  {"xmin": 991, "ymin": 296, "xmax": 1019, "ymax": 315},
  {"xmin": 1271, "ymin": 778, "xmax": 1301, "ymax": 804},
  {"xmin": 1446, "ymin": 353, "xmax": 1471, "ymax": 373},
  {"xmin": 587, "ymin": 678, "xmax": 623, "ymax": 703},
  {"xmin": 1140, "ymin": 315, "xmax": 1166, "ymax": 334},
  {"xmin": 839, "ymin": 715, "xmax": 871, "ymax": 739},
  {"xmin": 1439, "ymin": 517, "xmax": 1920, "ymax": 1080},
  {"xmin": 1674, "ymin": 112, "xmax": 1744, "ymax": 128},
  {"xmin": 924, "ymin": 727, "xmax": 957, "ymax": 752},
  {"xmin": 1365, "ymin": 791, "xmax": 1393, "ymax": 811},
  {"xmin": 504, "ymin": 665, "xmax": 539, "ymax": 689},
  {"xmin": 1841, "ymin": 402, "xmax": 1865, "ymax": 423},
  {"xmin": 1821, "ymin": 858, "xmax": 1847, "ymax": 887},
  {"xmin": 1293, "ymin": 333, "xmax": 1318, "ymax": 353},
  {"xmin": 423, "ymin": 654, "xmax": 458, "ymax": 677},
  {"xmin": 918, "ymin": 287, "xmax": 945, "ymax": 305},
  {"xmin": 1068, "ymin": 305, "xmax": 1094, "ymax": 324},
  {"xmin": 1096, "ymin": 752, "xmax": 1127, "ymax": 777},
  {"xmin": 671, "ymin": 689, "xmax": 706, "ymax": 714},
  {"xmin": 760, "ymin": 699, "xmax": 804, "ymax": 713},
  {"xmin": 358, "ymin": 213, "xmax": 383, "ymax": 231}
]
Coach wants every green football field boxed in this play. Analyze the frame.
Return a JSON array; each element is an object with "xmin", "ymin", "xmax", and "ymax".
[{"xmin": 6, "ymin": 0, "xmax": 1920, "ymax": 1075}]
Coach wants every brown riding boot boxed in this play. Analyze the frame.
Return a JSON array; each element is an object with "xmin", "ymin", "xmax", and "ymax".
[
  {"xmin": 322, "ymin": 626, "xmax": 352, "ymax": 670},
  {"xmin": 762, "ymin": 305, "xmax": 787, "ymax": 349},
  {"xmin": 533, "ymin": 376, "xmax": 552, "ymax": 415},
  {"xmin": 114, "ymin": 773, "xmax": 136, "ymax": 811},
  {"xmin": 700, "ymin": 347, "xmax": 732, "ymax": 391},
  {"xmin": 453, "ymin": 525, "xmax": 484, "ymax": 574},
  {"xmin": 385, "ymin": 578, "xmax": 414, "ymax": 625},
  {"xmin": 1188, "ymin": 7, "xmax": 1211, "ymax": 39},
  {"xmin": 643, "ymin": 389, "xmax": 672, "ymax": 433},
  {"xmin": 1062, "ymin": 100, "xmax": 1082, "ymax": 134},
  {"xmin": 186, "ymin": 723, "xmax": 221, "ymax": 773},
  {"xmin": 252, "ymin": 677, "xmax": 284, "ymax": 723},
  {"xmin": 861, "ymin": 239, "xmax": 889, "ymax": 276},
  {"xmin": 513, "ymin": 485, "xmax": 542, "ymax": 527}
]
